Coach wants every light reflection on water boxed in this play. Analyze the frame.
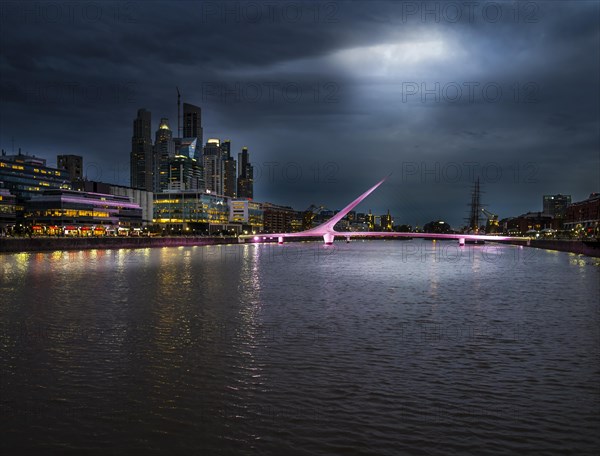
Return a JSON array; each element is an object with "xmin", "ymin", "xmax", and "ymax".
[{"xmin": 0, "ymin": 240, "xmax": 599, "ymax": 455}]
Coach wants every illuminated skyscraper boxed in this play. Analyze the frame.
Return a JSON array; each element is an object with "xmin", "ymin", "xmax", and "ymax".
[
  {"xmin": 168, "ymin": 137, "xmax": 202, "ymax": 191},
  {"xmin": 183, "ymin": 103, "xmax": 202, "ymax": 157},
  {"xmin": 154, "ymin": 118, "xmax": 175, "ymax": 192},
  {"xmin": 130, "ymin": 108, "xmax": 153, "ymax": 191},
  {"xmin": 203, "ymin": 139, "xmax": 223, "ymax": 195}
]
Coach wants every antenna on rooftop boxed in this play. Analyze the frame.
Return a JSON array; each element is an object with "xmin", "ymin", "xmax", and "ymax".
[{"xmin": 176, "ymin": 87, "xmax": 181, "ymax": 138}]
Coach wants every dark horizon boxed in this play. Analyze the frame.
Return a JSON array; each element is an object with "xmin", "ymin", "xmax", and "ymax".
[{"xmin": 1, "ymin": 1, "xmax": 598, "ymax": 228}]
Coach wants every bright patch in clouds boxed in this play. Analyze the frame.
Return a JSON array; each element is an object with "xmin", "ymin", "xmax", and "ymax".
[
  {"xmin": 333, "ymin": 39, "xmax": 460, "ymax": 77},
  {"xmin": 226, "ymin": 38, "xmax": 463, "ymax": 79}
]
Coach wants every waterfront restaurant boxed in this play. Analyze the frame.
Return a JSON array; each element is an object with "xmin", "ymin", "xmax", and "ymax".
[
  {"xmin": 23, "ymin": 189, "xmax": 143, "ymax": 235},
  {"xmin": 153, "ymin": 190, "xmax": 233, "ymax": 234},
  {"xmin": 501, "ymin": 212, "xmax": 560, "ymax": 235},
  {"xmin": 564, "ymin": 192, "xmax": 600, "ymax": 237}
]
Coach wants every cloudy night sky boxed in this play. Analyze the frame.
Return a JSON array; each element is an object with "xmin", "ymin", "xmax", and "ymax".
[{"xmin": 0, "ymin": 0, "xmax": 598, "ymax": 228}]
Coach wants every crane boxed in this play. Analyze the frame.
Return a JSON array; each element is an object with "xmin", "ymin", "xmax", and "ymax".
[
  {"xmin": 481, "ymin": 208, "xmax": 499, "ymax": 233},
  {"xmin": 302, "ymin": 204, "xmax": 325, "ymax": 230}
]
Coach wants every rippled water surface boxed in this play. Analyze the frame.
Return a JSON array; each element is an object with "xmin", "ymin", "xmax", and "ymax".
[{"xmin": 1, "ymin": 240, "xmax": 599, "ymax": 455}]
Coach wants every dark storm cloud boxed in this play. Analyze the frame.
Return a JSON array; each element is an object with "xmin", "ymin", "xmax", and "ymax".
[{"xmin": 0, "ymin": 0, "xmax": 598, "ymax": 227}]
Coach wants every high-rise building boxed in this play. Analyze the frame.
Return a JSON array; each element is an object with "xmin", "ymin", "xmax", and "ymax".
[
  {"xmin": 543, "ymin": 194, "xmax": 572, "ymax": 219},
  {"xmin": 168, "ymin": 155, "xmax": 197, "ymax": 191},
  {"xmin": 183, "ymin": 103, "xmax": 202, "ymax": 157},
  {"xmin": 223, "ymin": 159, "xmax": 236, "ymax": 198},
  {"xmin": 154, "ymin": 118, "xmax": 175, "ymax": 192},
  {"xmin": 203, "ymin": 139, "xmax": 224, "ymax": 195},
  {"xmin": 183, "ymin": 138, "xmax": 203, "ymax": 188},
  {"xmin": 130, "ymin": 108, "xmax": 153, "ymax": 191},
  {"xmin": 221, "ymin": 140, "xmax": 237, "ymax": 198},
  {"xmin": 165, "ymin": 137, "xmax": 202, "ymax": 191},
  {"xmin": 221, "ymin": 140, "xmax": 231, "ymax": 157},
  {"xmin": 203, "ymin": 138, "xmax": 221, "ymax": 157},
  {"xmin": 237, "ymin": 147, "xmax": 253, "ymax": 199},
  {"xmin": 57, "ymin": 155, "xmax": 83, "ymax": 182}
]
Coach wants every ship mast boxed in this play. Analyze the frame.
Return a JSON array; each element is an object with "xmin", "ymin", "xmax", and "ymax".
[{"xmin": 467, "ymin": 178, "xmax": 481, "ymax": 233}]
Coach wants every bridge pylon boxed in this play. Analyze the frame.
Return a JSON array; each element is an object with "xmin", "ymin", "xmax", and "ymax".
[{"xmin": 323, "ymin": 233, "xmax": 335, "ymax": 245}]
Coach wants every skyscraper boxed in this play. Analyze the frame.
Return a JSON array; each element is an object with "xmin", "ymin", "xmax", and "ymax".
[
  {"xmin": 237, "ymin": 147, "xmax": 253, "ymax": 199},
  {"xmin": 177, "ymin": 137, "xmax": 203, "ymax": 190},
  {"xmin": 183, "ymin": 103, "xmax": 202, "ymax": 157},
  {"xmin": 153, "ymin": 118, "xmax": 175, "ymax": 192},
  {"xmin": 221, "ymin": 140, "xmax": 237, "ymax": 198},
  {"xmin": 203, "ymin": 139, "xmax": 223, "ymax": 195},
  {"xmin": 168, "ymin": 155, "xmax": 199, "ymax": 191},
  {"xmin": 130, "ymin": 108, "xmax": 153, "ymax": 191}
]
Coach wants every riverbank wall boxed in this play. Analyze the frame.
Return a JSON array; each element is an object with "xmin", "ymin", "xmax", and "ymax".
[
  {"xmin": 522, "ymin": 239, "xmax": 600, "ymax": 257},
  {"xmin": 0, "ymin": 237, "xmax": 239, "ymax": 254}
]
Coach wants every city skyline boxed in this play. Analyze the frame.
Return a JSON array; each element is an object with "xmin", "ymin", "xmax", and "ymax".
[{"xmin": 0, "ymin": 1, "xmax": 598, "ymax": 227}]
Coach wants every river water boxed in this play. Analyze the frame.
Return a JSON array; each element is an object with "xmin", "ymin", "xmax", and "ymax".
[{"xmin": 1, "ymin": 240, "xmax": 599, "ymax": 455}]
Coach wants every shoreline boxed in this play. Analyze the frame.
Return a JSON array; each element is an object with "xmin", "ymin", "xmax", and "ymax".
[
  {"xmin": 515, "ymin": 239, "xmax": 600, "ymax": 258},
  {"xmin": 1, "ymin": 236, "xmax": 599, "ymax": 258},
  {"xmin": 0, "ymin": 236, "xmax": 240, "ymax": 254}
]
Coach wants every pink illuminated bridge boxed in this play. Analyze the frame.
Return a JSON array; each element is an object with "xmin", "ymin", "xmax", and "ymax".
[{"xmin": 239, "ymin": 176, "xmax": 529, "ymax": 246}]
